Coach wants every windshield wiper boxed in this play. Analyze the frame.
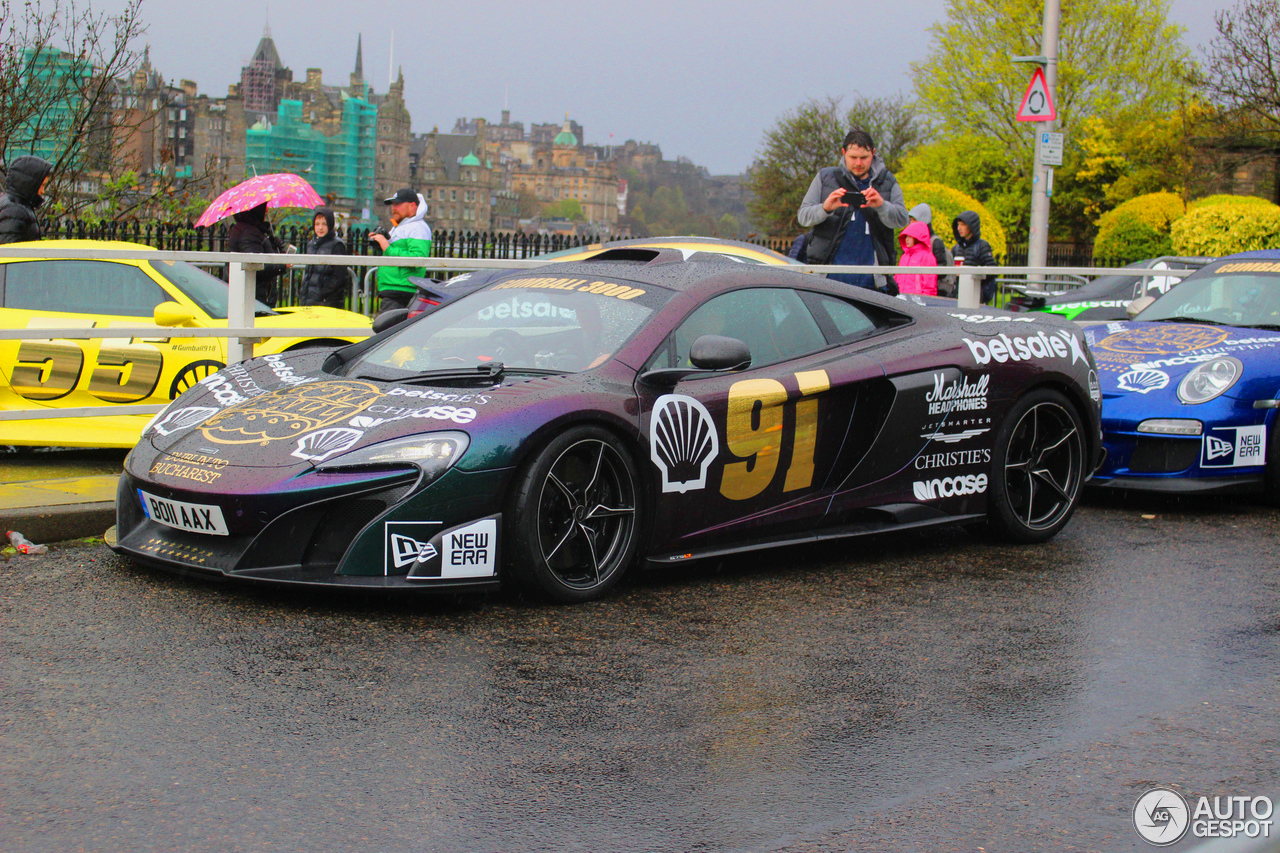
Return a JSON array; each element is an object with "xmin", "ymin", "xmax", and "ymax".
[
  {"xmin": 355, "ymin": 362, "xmax": 506, "ymax": 385},
  {"xmin": 1153, "ymin": 315, "xmax": 1226, "ymax": 325},
  {"xmin": 1248, "ymin": 323, "xmax": 1280, "ymax": 331}
]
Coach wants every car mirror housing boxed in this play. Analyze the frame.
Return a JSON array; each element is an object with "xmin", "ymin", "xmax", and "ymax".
[
  {"xmin": 1126, "ymin": 296, "xmax": 1157, "ymax": 319},
  {"xmin": 154, "ymin": 301, "xmax": 197, "ymax": 327},
  {"xmin": 640, "ymin": 335, "xmax": 752, "ymax": 387},
  {"xmin": 372, "ymin": 309, "xmax": 409, "ymax": 334},
  {"xmin": 689, "ymin": 335, "xmax": 751, "ymax": 370}
]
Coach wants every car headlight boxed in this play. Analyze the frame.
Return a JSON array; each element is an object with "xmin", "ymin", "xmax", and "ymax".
[
  {"xmin": 315, "ymin": 432, "xmax": 470, "ymax": 479},
  {"xmin": 1177, "ymin": 357, "xmax": 1243, "ymax": 404}
]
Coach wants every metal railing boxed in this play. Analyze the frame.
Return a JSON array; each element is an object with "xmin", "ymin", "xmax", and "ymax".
[{"xmin": 0, "ymin": 244, "xmax": 1200, "ymax": 423}]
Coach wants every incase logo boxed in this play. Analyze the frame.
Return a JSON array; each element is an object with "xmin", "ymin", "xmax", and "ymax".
[
  {"xmin": 963, "ymin": 330, "xmax": 1087, "ymax": 366},
  {"xmin": 912, "ymin": 473, "xmax": 988, "ymax": 500}
]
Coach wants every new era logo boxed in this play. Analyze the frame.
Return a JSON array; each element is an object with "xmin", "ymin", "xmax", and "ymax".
[
  {"xmin": 389, "ymin": 533, "xmax": 438, "ymax": 569},
  {"xmin": 1205, "ymin": 436, "xmax": 1233, "ymax": 461}
]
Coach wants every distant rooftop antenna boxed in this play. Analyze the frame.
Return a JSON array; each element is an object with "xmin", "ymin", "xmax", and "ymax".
[
  {"xmin": 264, "ymin": 6, "xmax": 271, "ymax": 37},
  {"xmin": 389, "ymin": 30, "xmax": 394, "ymax": 86}
]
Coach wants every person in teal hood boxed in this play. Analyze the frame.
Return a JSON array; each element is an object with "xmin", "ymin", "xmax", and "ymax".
[{"xmin": 370, "ymin": 188, "xmax": 432, "ymax": 315}]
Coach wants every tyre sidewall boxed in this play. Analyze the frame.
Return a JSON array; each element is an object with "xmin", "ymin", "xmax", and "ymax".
[
  {"xmin": 986, "ymin": 388, "xmax": 1086, "ymax": 543},
  {"xmin": 505, "ymin": 425, "xmax": 642, "ymax": 603}
]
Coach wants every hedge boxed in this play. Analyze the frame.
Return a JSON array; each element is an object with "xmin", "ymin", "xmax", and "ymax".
[{"xmin": 1171, "ymin": 203, "xmax": 1280, "ymax": 256}]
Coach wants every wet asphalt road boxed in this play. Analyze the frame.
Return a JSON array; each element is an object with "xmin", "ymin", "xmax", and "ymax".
[{"xmin": 4, "ymin": 493, "xmax": 1280, "ymax": 853}]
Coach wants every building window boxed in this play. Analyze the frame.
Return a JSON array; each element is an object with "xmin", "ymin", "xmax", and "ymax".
[
  {"xmin": 451, "ymin": 190, "xmax": 457, "ymax": 201},
  {"xmin": 424, "ymin": 189, "xmax": 432, "ymax": 199}
]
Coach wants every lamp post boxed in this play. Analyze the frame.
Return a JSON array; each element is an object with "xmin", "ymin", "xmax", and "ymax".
[{"xmin": 1015, "ymin": 0, "xmax": 1060, "ymax": 269}]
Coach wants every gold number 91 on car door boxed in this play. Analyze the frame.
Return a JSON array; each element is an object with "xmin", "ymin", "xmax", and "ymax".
[{"xmin": 720, "ymin": 369, "xmax": 831, "ymax": 500}]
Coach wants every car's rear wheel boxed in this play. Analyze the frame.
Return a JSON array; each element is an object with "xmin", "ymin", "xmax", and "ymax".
[
  {"xmin": 984, "ymin": 388, "xmax": 1086, "ymax": 543},
  {"xmin": 507, "ymin": 426, "xmax": 642, "ymax": 603}
]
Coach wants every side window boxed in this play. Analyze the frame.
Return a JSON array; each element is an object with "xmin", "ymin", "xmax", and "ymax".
[
  {"xmin": 648, "ymin": 287, "xmax": 828, "ymax": 370},
  {"xmin": 806, "ymin": 292, "xmax": 878, "ymax": 343},
  {"xmin": 5, "ymin": 260, "xmax": 168, "ymax": 317}
]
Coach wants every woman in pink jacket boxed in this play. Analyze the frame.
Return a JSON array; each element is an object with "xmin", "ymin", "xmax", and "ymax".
[{"xmin": 895, "ymin": 220, "xmax": 938, "ymax": 296}]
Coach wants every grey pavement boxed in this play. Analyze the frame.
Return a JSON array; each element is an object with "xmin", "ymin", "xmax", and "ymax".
[{"xmin": 0, "ymin": 448, "xmax": 124, "ymax": 545}]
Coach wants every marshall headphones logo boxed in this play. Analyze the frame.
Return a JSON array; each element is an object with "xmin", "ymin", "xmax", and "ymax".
[{"xmin": 926, "ymin": 372, "xmax": 989, "ymax": 415}]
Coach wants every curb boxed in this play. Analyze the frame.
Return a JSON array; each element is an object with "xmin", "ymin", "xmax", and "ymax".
[{"xmin": 3, "ymin": 502, "xmax": 116, "ymax": 545}]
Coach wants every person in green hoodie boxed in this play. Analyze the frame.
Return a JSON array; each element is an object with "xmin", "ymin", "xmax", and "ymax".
[{"xmin": 370, "ymin": 188, "xmax": 432, "ymax": 315}]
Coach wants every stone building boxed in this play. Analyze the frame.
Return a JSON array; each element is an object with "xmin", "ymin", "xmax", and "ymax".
[
  {"xmin": 410, "ymin": 128, "xmax": 499, "ymax": 232},
  {"xmin": 508, "ymin": 117, "xmax": 619, "ymax": 230}
]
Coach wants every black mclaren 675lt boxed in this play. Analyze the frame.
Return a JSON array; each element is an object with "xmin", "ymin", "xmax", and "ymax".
[{"xmin": 110, "ymin": 249, "xmax": 1105, "ymax": 602}]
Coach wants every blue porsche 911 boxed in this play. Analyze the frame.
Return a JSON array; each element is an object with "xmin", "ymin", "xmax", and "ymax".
[{"xmin": 1089, "ymin": 250, "xmax": 1280, "ymax": 496}]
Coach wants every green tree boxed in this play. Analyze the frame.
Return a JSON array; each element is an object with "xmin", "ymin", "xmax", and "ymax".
[
  {"xmin": 541, "ymin": 199, "xmax": 585, "ymax": 221},
  {"xmin": 745, "ymin": 95, "xmax": 929, "ymax": 236},
  {"xmin": 911, "ymin": 0, "xmax": 1190, "ymax": 240},
  {"xmin": 0, "ymin": 0, "xmax": 148, "ymax": 213}
]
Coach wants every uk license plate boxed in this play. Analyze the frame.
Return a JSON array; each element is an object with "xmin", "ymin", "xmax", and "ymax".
[{"xmin": 138, "ymin": 490, "xmax": 229, "ymax": 536}]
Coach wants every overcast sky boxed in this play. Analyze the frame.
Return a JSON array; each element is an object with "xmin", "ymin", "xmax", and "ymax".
[{"xmin": 116, "ymin": 0, "xmax": 1225, "ymax": 175}]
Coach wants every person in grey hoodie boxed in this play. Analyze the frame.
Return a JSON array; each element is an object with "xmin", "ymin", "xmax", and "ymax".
[{"xmin": 797, "ymin": 129, "xmax": 909, "ymax": 290}]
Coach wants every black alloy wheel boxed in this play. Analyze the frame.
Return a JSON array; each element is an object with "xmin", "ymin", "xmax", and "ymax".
[
  {"xmin": 985, "ymin": 388, "xmax": 1086, "ymax": 543},
  {"xmin": 508, "ymin": 426, "xmax": 641, "ymax": 602}
]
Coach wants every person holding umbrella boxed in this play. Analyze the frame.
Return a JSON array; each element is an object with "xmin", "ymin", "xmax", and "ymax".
[
  {"xmin": 195, "ymin": 173, "xmax": 326, "ymax": 308},
  {"xmin": 227, "ymin": 201, "xmax": 289, "ymax": 308}
]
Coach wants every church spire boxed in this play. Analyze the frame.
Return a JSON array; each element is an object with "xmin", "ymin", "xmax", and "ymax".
[{"xmin": 354, "ymin": 33, "xmax": 363, "ymax": 80}]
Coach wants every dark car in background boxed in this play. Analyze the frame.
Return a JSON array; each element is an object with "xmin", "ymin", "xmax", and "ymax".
[{"xmin": 1006, "ymin": 257, "xmax": 1212, "ymax": 321}]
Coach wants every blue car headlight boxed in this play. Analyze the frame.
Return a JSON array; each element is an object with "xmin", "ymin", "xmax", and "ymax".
[
  {"xmin": 1178, "ymin": 357, "xmax": 1243, "ymax": 404},
  {"xmin": 315, "ymin": 431, "xmax": 470, "ymax": 479}
]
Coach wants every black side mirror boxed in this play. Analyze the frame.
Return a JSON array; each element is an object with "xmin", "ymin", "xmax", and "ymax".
[
  {"xmin": 640, "ymin": 335, "xmax": 752, "ymax": 387},
  {"xmin": 689, "ymin": 335, "xmax": 751, "ymax": 370},
  {"xmin": 372, "ymin": 308, "xmax": 409, "ymax": 333}
]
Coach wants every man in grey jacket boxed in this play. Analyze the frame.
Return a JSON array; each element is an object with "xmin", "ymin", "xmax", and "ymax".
[{"xmin": 797, "ymin": 129, "xmax": 909, "ymax": 290}]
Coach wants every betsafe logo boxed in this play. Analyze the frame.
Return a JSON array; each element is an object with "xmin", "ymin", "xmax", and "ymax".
[{"xmin": 963, "ymin": 329, "xmax": 1088, "ymax": 367}]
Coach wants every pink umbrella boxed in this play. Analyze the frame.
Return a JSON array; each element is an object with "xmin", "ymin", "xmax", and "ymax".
[{"xmin": 194, "ymin": 173, "xmax": 325, "ymax": 228}]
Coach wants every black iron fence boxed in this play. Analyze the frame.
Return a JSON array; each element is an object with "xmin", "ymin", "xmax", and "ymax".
[{"xmin": 41, "ymin": 219, "xmax": 607, "ymax": 259}]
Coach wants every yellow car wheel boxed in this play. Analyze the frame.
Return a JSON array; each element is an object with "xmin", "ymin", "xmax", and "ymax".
[{"xmin": 168, "ymin": 360, "xmax": 225, "ymax": 399}]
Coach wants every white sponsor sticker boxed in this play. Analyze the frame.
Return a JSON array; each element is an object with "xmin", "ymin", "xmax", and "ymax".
[
  {"xmin": 385, "ymin": 522, "xmax": 441, "ymax": 574},
  {"xmin": 1201, "ymin": 426, "xmax": 1267, "ymax": 468},
  {"xmin": 650, "ymin": 394, "xmax": 719, "ymax": 493},
  {"xmin": 963, "ymin": 329, "xmax": 1087, "ymax": 367},
  {"xmin": 138, "ymin": 489, "xmax": 229, "ymax": 536},
  {"xmin": 926, "ymin": 372, "xmax": 989, "ymax": 415},
  {"xmin": 440, "ymin": 519, "xmax": 497, "ymax": 578},
  {"xmin": 912, "ymin": 473, "xmax": 989, "ymax": 500},
  {"xmin": 1116, "ymin": 368, "xmax": 1170, "ymax": 394}
]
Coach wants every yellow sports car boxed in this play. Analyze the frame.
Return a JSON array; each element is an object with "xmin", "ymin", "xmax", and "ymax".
[
  {"xmin": 539, "ymin": 235, "xmax": 801, "ymax": 266},
  {"xmin": 0, "ymin": 240, "xmax": 370, "ymax": 448}
]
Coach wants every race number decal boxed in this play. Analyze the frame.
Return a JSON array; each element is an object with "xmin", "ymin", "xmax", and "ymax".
[
  {"xmin": 10, "ymin": 319, "xmax": 164, "ymax": 403},
  {"xmin": 720, "ymin": 370, "xmax": 830, "ymax": 500}
]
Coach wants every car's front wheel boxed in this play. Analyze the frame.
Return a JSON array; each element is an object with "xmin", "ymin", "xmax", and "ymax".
[
  {"xmin": 984, "ymin": 388, "xmax": 1086, "ymax": 543},
  {"xmin": 506, "ymin": 426, "xmax": 642, "ymax": 602}
]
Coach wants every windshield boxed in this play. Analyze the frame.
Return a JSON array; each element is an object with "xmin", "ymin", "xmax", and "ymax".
[
  {"xmin": 1138, "ymin": 262, "xmax": 1280, "ymax": 328},
  {"xmin": 349, "ymin": 275, "xmax": 672, "ymax": 376},
  {"xmin": 148, "ymin": 260, "xmax": 274, "ymax": 319}
]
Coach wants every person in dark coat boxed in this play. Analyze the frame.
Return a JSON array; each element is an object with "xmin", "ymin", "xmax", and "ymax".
[
  {"xmin": 299, "ymin": 208, "xmax": 350, "ymax": 308},
  {"xmin": 0, "ymin": 155, "xmax": 53, "ymax": 245},
  {"xmin": 952, "ymin": 210, "xmax": 998, "ymax": 304},
  {"xmin": 227, "ymin": 201, "xmax": 288, "ymax": 307}
]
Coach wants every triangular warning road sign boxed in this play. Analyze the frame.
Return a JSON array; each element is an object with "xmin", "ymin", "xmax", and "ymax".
[{"xmin": 1016, "ymin": 67, "xmax": 1057, "ymax": 122}]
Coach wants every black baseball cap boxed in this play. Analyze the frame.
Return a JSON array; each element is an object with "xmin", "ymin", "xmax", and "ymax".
[{"xmin": 384, "ymin": 188, "xmax": 417, "ymax": 205}]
